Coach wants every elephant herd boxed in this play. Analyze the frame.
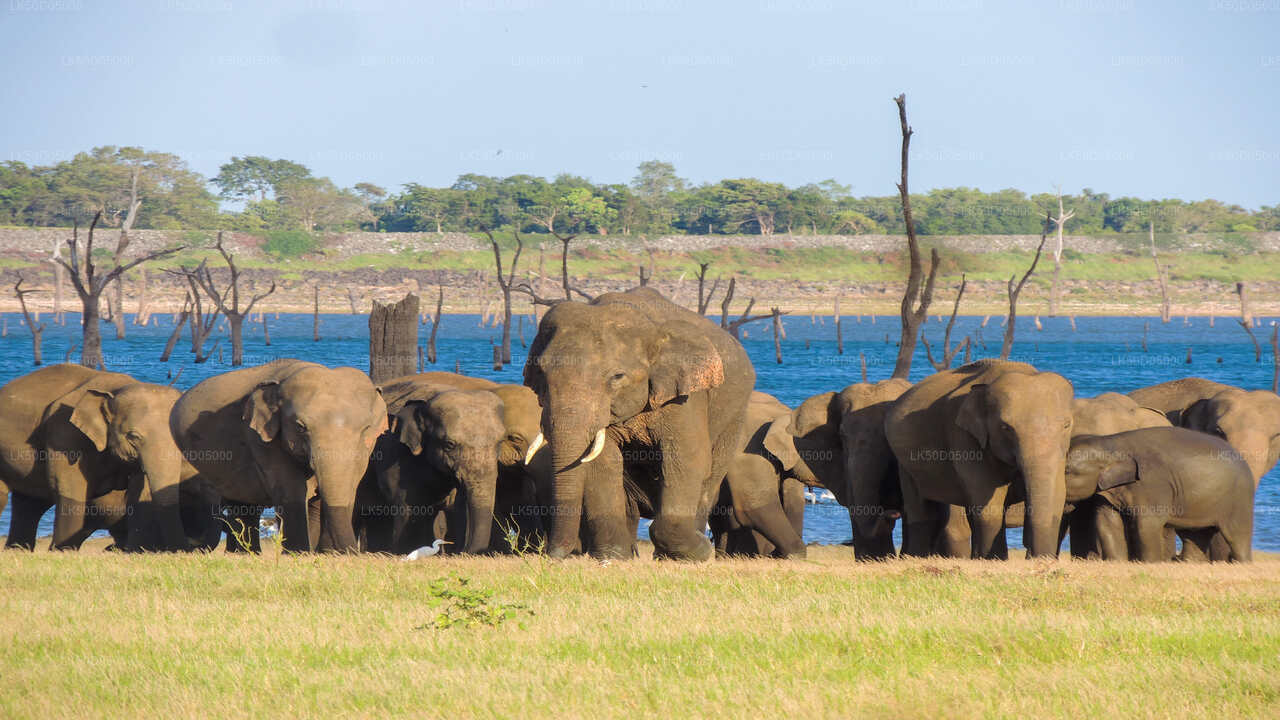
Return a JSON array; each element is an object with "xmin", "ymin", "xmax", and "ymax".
[{"xmin": 0, "ymin": 287, "xmax": 1272, "ymax": 562}]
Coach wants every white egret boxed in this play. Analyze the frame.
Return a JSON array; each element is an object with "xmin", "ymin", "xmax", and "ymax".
[{"xmin": 402, "ymin": 539, "xmax": 451, "ymax": 561}]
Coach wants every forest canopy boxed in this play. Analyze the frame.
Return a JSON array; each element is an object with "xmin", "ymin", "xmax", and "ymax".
[{"xmin": 2, "ymin": 149, "xmax": 1275, "ymax": 237}]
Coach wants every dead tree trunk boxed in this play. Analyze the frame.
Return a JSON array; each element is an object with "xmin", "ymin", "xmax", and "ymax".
[
  {"xmin": 1048, "ymin": 189, "xmax": 1074, "ymax": 317},
  {"xmin": 313, "ymin": 285, "xmax": 321, "ymax": 342},
  {"xmin": 179, "ymin": 232, "xmax": 275, "ymax": 367},
  {"xmin": 427, "ymin": 286, "xmax": 444, "ymax": 364},
  {"xmin": 369, "ymin": 293, "xmax": 420, "ymax": 383},
  {"xmin": 1237, "ymin": 282, "xmax": 1262, "ymax": 362},
  {"xmin": 1151, "ymin": 222, "xmax": 1171, "ymax": 323},
  {"xmin": 720, "ymin": 276, "xmax": 736, "ymax": 329},
  {"xmin": 56, "ymin": 212, "xmax": 181, "ymax": 369},
  {"xmin": 263, "ymin": 312, "xmax": 271, "ymax": 346},
  {"xmin": 834, "ymin": 296, "xmax": 843, "ymax": 355},
  {"xmin": 726, "ymin": 297, "xmax": 772, "ymax": 341},
  {"xmin": 134, "ymin": 267, "xmax": 152, "ymax": 326},
  {"xmin": 1000, "ymin": 218, "xmax": 1049, "ymax": 360},
  {"xmin": 695, "ymin": 262, "xmax": 721, "ymax": 316},
  {"xmin": 160, "ymin": 295, "xmax": 191, "ymax": 362},
  {"xmin": 771, "ymin": 308, "xmax": 784, "ymax": 364},
  {"xmin": 484, "ymin": 228, "xmax": 525, "ymax": 365},
  {"xmin": 1272, "ymin": 325, "xmax": 1279, "ymax": 393},
  {"xmin": 14, "ymin": 276, "xmax": 45, "ymax": 365},
  {"xmin": 48, "ymin": 237, "xmax": 65, "ymax": 325},
  {"xmin": 891, "ymin": 94, "xmax": 940, "ymax": 380},
  {"xmin": 347, "ymin": 287, "xmax": 361, "ymax": 314},
  {"xmin": 922, "ymin": 274, "xmax": 969, "ymax": 371}
]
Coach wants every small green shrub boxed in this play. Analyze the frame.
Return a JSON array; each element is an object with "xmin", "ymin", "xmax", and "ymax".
[
  {"xmin": 416, "ymin": 575, "xmax": 532, "ymax": 630},
  {"xmin": 262, "ymin": 230, "xmax": 320, "ymax": 258}
]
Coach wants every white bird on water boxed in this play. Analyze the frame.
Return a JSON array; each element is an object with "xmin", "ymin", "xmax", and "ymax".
[{"xmin": 402, "ymin": 539, "xmax": 451, "ymax": 561}]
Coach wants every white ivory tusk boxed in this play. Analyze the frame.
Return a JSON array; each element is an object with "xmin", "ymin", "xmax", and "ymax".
[
  {"xmin": 580, "ymin": 428, "xmax": 607, "ymax": 464},
  {"xmin": 523, "ymin": 432, "xmax": 545, "ymax": 465}
]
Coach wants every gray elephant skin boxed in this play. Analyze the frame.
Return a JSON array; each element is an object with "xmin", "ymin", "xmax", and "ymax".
[
  {"xmin": 0, "ymin": 365, "xmax": 206, "ymax": 551},
  {"xmin": 1065, "ymin": 427, "xmax": 1253, "ymax": 562},
  {"xmin": 358, "ymin": 372, "xmax": 544, "ymax": 554},
  {"xmin": 523, "ymin": 287, "xmax": 755, "ymax": 561},
  {"xmin": 885, "ymin": 360, "xmax": 1075, "ymax": 559},
  {"xmin": 170, "ymin": 359, "xmax": 387, "ymax": 553}
]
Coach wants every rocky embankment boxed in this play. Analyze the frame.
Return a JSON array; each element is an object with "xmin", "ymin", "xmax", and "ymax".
[{"xmin": 0, "ymin": 227, "xmax": 1276, "ymax": 316}]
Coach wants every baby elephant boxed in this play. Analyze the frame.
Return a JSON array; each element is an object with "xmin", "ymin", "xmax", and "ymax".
[{"xmin": 1065, "ymin": 427, "xmax": 1254, "ymax": 562}]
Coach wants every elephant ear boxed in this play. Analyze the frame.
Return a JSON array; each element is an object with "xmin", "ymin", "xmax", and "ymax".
[
  {"xmin": 242, "ymin": 381, "xmax": 283, "ymax": 443},
  {"xmin": 1181, "ymin": 398, "xmax": 1217, "ymax": 433},
  {"xmin": 1097, "ymin": 456, "xmax": 1139, "ymax": 491},
  {"xmin": 790, "ymin": 392, "xmax": 837, "ymax": 437},
  {"xmin": 762, "ymin": 416, "xmax": 801, "ymax": 471},
  {"xmin": 69, "ymin": 389, "xmax": 115, "ymax": 453},
  {"xmin": 955, "ymin": 384, "xmax": 989, "ymax": 448},
  {"xmin": 393, "ymin": 402, "xmax": 428, "ymax": 455},
  {"xmin": 647, "ymin": 324, "xmax": 725, "ymax": 408}
]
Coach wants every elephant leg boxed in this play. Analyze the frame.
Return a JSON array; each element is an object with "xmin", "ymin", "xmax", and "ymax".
[
  {"xmin": 650, "ymin": 410, "xmax": 716, "ymax": 562},
  {"xmin": 1094, "ymin": 503, "xmax": 1127, "ymax": 560},
  {"xmin": 5, "ymin": 492, "xmax": 52, "ymax": 550},
  {"xmin": 967, "ymin": 487, "xmax": 1009, "ymax": 560},
  {"xmin": 1217, "ymin": 525, "xmax": 1252, "ymax": 562},
  {"xmin": 50, "ymin": 460, "xmax": 93, "ymax": 551},
  {"xmin": 1069, "ymin": 503, "xmax": 1100, "ymax": 559},
  {"xmin": 898, "ymin": 467, "xmax": 932, "ymax": 557},
  {"xmin": 933, "ymin": 504, "xmax": 971, "ymax": 558},
  {"xmin": 582, "ymin": 446, "xmax": 633, "ymax": 560},
  {"xmin": 308, "ymin": 496, "xmax": 324, "ymax": 551},
  {"xmin": 1207, "ymin": 531, "xmax": 1234, "ymax": 562},
  {"xmin": 1132, "ymin": 516, "xmax": 1171, "ymax": 562},
  {"xmin": 725, "ymin": 456, "xmax": 805, "ymax": 559},
  {"xmin": 781, "ymin": 478, "xmax": 806, "ymax": 541},
  {"xmin": 1178, "ymin": 528, "xmax": 1215, "ymax": 561}
]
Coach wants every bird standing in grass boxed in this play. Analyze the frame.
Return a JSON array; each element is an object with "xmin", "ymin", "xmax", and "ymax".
[{"xmin": 403, "ymin": 539, "xmax": 451, "ymax": 561}]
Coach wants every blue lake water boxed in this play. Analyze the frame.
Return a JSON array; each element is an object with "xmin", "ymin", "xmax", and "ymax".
[{"xmin": 2, "ymin": 310, "xmax": 1277, "ymax": 552}]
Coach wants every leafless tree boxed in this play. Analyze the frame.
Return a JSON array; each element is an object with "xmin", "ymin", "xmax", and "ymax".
[
  {"xmin": 160, "ymin": 293, "xmax": 191, "ymax": 362},
  {"xmin": 484, "ymin": 227, "xmax": 524, "ymax": 364},
  {"xmin": 13, "ymin": 275, "xmax": 45, "ymax": 365},
  {"xmin": 183, "ymin": 232, "xmax": 276, "ymax": 366},
  {"xmin": 46, "ymin": 236, "xmax": 65, "ymax": 324},
  {"xmin": 1047, "ymin": 187, "xmax": 1075, "ymax": 317},
  {"xmin": 720, "ymin": 275, "xmax": 737, "ymax": 329},
  {"xmin": 426, "ymin": 285, "xmax": 444, "ymax": 364},
  {"xmin": 1000, "ymin": 216, "xmax": 1049, "ymax": 360},
  {"xmin": 1150, "ymin": 221, "xmax": 1172, "ymax": 323},
  {"xmin": 1236, "ymin": 282, "xmax": 1262, "ymax": 362},
  {"xmin": 56, "ymin": 212, "xmax": 182, "ymax": 368},
  {"xmin": 725, "ymin": 296, "xmax": 774, "ymax": 341},
  {"xmin": 891, "ymin": 94, "xmax": 940, "ymax": 380},
  {"xmin": 922, "ymin": 274, "xmax": 970, "ymax": 371},
  {"xmin": 695, "ymin": 261, "xmax": 721, "ymax": 316}
]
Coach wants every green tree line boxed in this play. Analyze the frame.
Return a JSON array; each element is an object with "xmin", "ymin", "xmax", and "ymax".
[{"xmin": 2, "ymin": 148, "xmax": 1276, "ymax": 236}]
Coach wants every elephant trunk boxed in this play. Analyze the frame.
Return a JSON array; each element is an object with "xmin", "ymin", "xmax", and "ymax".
[
  {"xmin": 545, "ymin": 426, "xmax": 596, "ymax": 559},
  {"xmin": 134, "ymin": 443, "xmax": 188, "ymax": 551},
  {"xmin": 312, "ymin": 444, "xmax": 364, "ymax": 553},
  {"xmin": 1019, "ymin": 446, "xmax": 1067, "ymax": 559},
  {"xmin": 455, "ymin": 456, "xmax": 498, "ymax": 554}
]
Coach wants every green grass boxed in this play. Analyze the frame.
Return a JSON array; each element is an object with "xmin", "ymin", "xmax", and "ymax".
[{"xmin": 1, "ymin": 543, "xmax": 1277, "ymax": 718}]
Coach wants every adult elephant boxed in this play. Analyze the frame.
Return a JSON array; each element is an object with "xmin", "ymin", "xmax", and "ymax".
[
  {"xmin": 885, "ymin": 360, "xmax": 1075, "ymax": 559},
  {"xmin": 524, "ymin": 287, "xmax": 755, "ymax": 561},
  {"xmin": 710, "ymin": 393, "xmax": 807, "ymax": 559},
  {"xmin": 1128, "ymin": 378, "xmax": 1280, "ymax": 486},
  {"xmin": 1065, "ymin": 427, "xmax": 1254, "ymax": 562},
  {"xmin": 0, "ymin": 365, "xmax": 198, "ymax": 551},
  {"xmin": 359, "ymin": 372, "xmax": 544, "ymax": 554},
  {"xmin": 170, "ymin": 359, "xmax": 387, "ymax": 553}
]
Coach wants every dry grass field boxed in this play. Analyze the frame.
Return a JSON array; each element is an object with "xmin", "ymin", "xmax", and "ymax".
[{"xmin": 2, "ymin": 540, "xmax": 1278, "ymax": 719}]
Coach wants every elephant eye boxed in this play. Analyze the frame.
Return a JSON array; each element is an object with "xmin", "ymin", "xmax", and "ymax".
[
  {"xmin": 295, "ymin": 420, "xmax": 308, "ymax": 434},
  {"xmin": 507, "ymin": 433, "xmax": 523, "ymax": 445},
  {"xmin": 1062, "ymin": 419, "xmax": 1072, "ymax": 429},
  {"xmin": 608, "ymin": 372, "xmax": 627, "ymax": 385},
  {"xmin": 443, "ymin": 441, "xmax": 459, "ymax": 453},
  {"xmin": 126, "ymin": 431, "xmax": 143, "ymax": 443}
]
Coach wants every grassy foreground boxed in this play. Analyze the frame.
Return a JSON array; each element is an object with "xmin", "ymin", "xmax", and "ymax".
[{"xmin": 2, "ymin": 543, "xmax": 1279, "ymax": 719}]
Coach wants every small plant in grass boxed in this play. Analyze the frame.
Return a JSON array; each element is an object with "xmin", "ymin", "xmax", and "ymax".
[
  {"xmin": 415, "ymin": 575, "xmax": 532, "ymax": 630},
  {"xmin": 496, "ymin": 515, "xmax": 547, "ymax": 558}
]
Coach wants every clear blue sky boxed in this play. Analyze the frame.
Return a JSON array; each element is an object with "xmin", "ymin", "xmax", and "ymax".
[{"xmin": 2, "ymin": 0, "xmax": 1277, "ymax": 207}]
